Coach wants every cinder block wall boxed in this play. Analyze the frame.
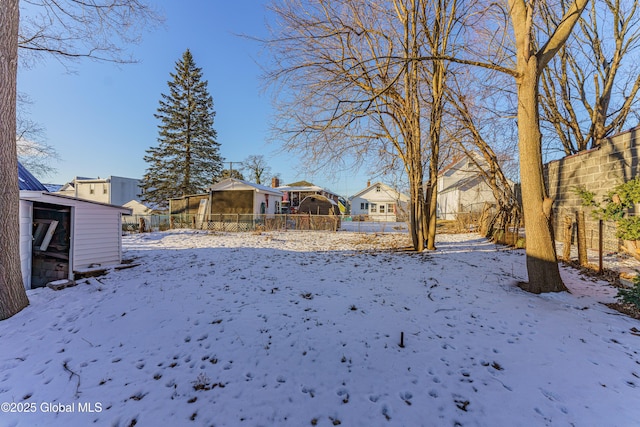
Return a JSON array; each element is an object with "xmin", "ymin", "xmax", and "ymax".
[{"xmin": 544, "ymin": 126, "xmax": 640, "ymax": 252}]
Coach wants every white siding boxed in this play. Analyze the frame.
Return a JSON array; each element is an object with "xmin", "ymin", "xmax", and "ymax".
[
  {"xmin": 19, "ymin": 200, "xmax": 33, "ymax": 289},
  {"xmin": 351, "ymin": 197, "xmax": 368, "ymax": 216},
  {"xmin": 253, "ymin": 192, "xmax": 282, "ymax": 215},
  {"xmin": 72, "ymin": 204, "xmax": 123, "ymax": 269},
  {"xmin": 75, "ymin": 182, "xmax": 110, "ymax": 204},
  {"xmin": 458, "ymin": 182, "xmax": 494, "ymax": 211},
  {"xmin": 437, "ymin": 190, "xmax": 460, "ymax": 220}
]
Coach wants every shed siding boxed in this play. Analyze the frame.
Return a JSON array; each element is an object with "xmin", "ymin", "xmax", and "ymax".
[{"xmin": 72, "ymin": 205, "xmax": 122, "ymax": 269}]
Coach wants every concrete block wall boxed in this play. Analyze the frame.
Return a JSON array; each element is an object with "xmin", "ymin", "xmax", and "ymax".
[{"xmin": 544, "ymin": 126, "xmax": 640, "ymax": 253}]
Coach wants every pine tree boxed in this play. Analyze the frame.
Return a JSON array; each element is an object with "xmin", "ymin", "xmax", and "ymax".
[{"xmin": 142, "ymin": 49, "xmax": 223, "ymax": 207}]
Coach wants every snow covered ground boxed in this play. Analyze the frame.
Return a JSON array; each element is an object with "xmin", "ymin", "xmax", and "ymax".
[{"xmin": 1, "ymin": 230, "xmax": 639, "ymax": 427}]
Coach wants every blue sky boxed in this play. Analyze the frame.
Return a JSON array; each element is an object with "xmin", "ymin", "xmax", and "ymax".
[{"xmin": 17, "ymin": 1, "xmax": 371, "ymax": 197}]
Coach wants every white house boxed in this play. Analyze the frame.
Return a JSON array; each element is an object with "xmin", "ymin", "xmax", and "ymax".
[
  {"xmin": 57, "ymin": 175, "xmax": 141, "ymax": 206},
  {"xmin": 19, "ymin": 164, "xmax": 131, "ymax": 289},
  {"xmin": 349, "ymin": 182, "xmax": 409, "ymax": 222},
  {"xmin": 123, "ymin": 199, "xmax": 157, "ymax": 216},
  {"xmin": 436, "ymin": 153, "xmax": 505, "ymax": 220}
]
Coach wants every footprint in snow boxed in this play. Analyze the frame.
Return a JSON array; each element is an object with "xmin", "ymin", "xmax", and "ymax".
[{"xmin": 400, "ymin": 391, "xmax": 413, "ymax": 405}]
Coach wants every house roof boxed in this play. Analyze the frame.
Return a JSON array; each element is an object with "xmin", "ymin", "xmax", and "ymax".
[
  {"xmin": 43, "ymin": 184, "xmax": 63, "ymax": 192},
  {"xmin": 349, "ymin": 182, "xmax": 409, "ymax": 201},
  {"xmin": 277, "ymin": 181, "xmax": 340, "ymax": 197},
  {"xmin": 18, "ymin": 162, "xmax": 48, "ymax": 191},
  {"xmin": 123, "ymin": 199, "xmax": 161, "ymax": 213},
  {"xmin": 208, "ymin": 178, "xmax": 284, "ymax": 196}
]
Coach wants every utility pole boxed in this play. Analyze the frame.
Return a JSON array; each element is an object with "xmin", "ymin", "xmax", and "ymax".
[{"xmin": 227, "ymin": 161, "xmax": 242, "ymax": 179}]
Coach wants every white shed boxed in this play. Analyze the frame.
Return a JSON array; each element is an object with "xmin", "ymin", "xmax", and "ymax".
[{"xmin": 19, "ymin": 191, "xmax": 131, "ymax": 289}]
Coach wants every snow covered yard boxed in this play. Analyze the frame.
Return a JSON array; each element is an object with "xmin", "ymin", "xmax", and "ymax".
[{"xmin": 0, "ymin": 230, "xmax": 639, "ymax": 427}]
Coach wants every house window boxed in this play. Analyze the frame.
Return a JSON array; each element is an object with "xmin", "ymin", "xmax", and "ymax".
[
  {"xmin": 388, "ymin": 203, "xmax": 395, "ymax": 213},
  {"xmin": 89, "ymin": 184, "xmax": 95, "ymax": 194},
  {"xmin": 103, "ymin": 184, "xmax": 108, "ymax": 194},
  {"xmin": 370, "ymin": 203, "xmax": 377, "ymax": 213},
  {"xmin": 379, "ymin": 204, "xmax": 385, "ymax": 214},
  {"xmin": 376, "ymin": 185, "xmax": 381, "ymax": 192}
]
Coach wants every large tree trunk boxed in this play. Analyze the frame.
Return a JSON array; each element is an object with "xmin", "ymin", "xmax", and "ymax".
[
  {"xmin": 0, "ymin": 0, "xmax": 30, "ymax": 320},
  {"xmin": 408, "ymin": 155, "xmax": 427, "ymax": 251},
  {"xmin": 426, "ymin": 59, "xmax": 444, "ymax": 251},
  {"xmin": 517, "ymin": 57, "xmax": 567, "ymax": 293}
]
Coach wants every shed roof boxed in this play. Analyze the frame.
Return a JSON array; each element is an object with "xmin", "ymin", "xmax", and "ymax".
[
  {"xmin": 208, "ymin": 178, "xmax": 284, "ymax": 196},
  {"xmin": 277, "ymin": 181, "xmax": 340, "ymax": 197},
  {"xmin": 20, "ymin": 191, "xmax": 132, "ymax": 214}
]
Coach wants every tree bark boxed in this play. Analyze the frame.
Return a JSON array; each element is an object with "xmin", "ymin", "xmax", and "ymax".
[
  {"xmin": 562, "ymin": 214, "xmax": 572, "ymax": 260},
  {"xmin": 408, "ymin": 155, "xmax": 426, "ymax": 251},
  {"xmin": 509, "ymin": 0, "xmax": 588, "ymax": 293},
  {"xmin": 426, "ymin": 59, "xmax": 445, "ymax": 250},
  {"xmin": 516, "ymin": 56, "xmax": 567, "ymax": 293},
  {"xmin": 0, "ymin": 0, "xmax": 30, "ymax": 320}
]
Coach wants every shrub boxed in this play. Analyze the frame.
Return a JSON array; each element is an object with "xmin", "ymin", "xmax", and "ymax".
[
  {"xmin": 573, "ymin": 186, "xmax": 597, "ymax": 207},
  {"xmin": 592, "ymin": 178, "xmax": 640, "ymax": 240},
  {"xmin": 617, "ymin": 275, "xmax": 640, "ymax": 309},
  {"xmin": 616, "ymin": 217, "xmax": 640, "ymax": 241}
]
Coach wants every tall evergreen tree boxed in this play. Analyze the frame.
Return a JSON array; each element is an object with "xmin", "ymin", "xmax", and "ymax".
[{"xmin": 142, "ymin": 49, "xmax": 223, "ymax": 207}]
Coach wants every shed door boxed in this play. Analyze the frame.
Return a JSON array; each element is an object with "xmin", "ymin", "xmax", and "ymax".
[{"xmin": 31, "ymin": 202, "xmax": 71, "ymax": 288}]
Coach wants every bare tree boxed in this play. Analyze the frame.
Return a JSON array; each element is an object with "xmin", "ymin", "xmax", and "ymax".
[
  {"xmin": 218, "ymin": 169, "xmax": 245, "ymax": 181},
  {"xmin": 243, "ymin": 155, "xmax": 272, "ymax": 185},
  {"xmin": 418, "ymin": 0, "xmax": 463, "ymax": 250},
  {"xmin": 18, "ymin": 0, "xmax": 160, "ymax": 66},
  {"xmin": 264, "ymin": 0, "xmax": 469, "ymax": 251},
  {"xmin": 16, "ymin": 138, "xmax": 59, "ymax": 178},
  {"xmin": 17, "ymin": 93, "xmax": 58, "ymax": 178},
  {"xmin": 540, "ymin": 0, "xmax": 640, "ymax": 155},
  {"xmin": 0, "ymin": 0, "xmax": 160, "ymax": 320},
  {"xmin": 446, "ymin": 71, "xmax": 521, "ymax": 238},
  {"xmin": 264, "ymin": 0, "xmax": 432, "ymax": 250},
  {"xmin": 508, "ymin": 0, "xmax": 588, "ymax": 293},
  {"xmin": 264, "ymin": 0, "xmax": 587, "ymax": 291}
]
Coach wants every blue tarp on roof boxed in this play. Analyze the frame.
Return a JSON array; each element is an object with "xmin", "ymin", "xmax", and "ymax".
[{"xmin": 18, "ymin": 162, "xmax": 48, "ymax": 192}]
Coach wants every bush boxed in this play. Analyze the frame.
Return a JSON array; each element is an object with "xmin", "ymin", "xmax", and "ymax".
[
  {"xmin": 617, "ymin": 275, "xmax": 640, "ymax": 309},
  {"xmin": 616, "ymin": 217, "xmax": 640, "ymax": 241},
  {"xmin": 592, "ymin": 178, "xmax": 640, "ymax": 240}
]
